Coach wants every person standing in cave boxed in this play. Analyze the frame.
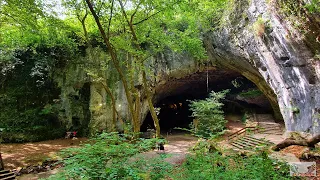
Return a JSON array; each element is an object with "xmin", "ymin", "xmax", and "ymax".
[
  {"xmin": 157, "ymin": 142, "xmax": 165, "ymax": 154},
  {"xmin": 156, "ymin": 139, "xmax": 165, "ymax": 154}
]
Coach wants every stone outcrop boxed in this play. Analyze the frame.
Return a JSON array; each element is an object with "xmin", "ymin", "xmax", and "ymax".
[
  {"xmin": 202, "ymin": 0, "xmax": 320, "ymax": 134},
  {"xmin": 57, "ymin": 0, "xmax": 320, "ymax": 135}
]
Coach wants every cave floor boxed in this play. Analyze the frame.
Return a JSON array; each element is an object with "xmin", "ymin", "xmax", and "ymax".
[{"xmin": 1, "ymin": 138, "xmax": 88, "ymax": 170}]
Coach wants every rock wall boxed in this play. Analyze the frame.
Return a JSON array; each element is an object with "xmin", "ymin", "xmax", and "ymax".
[
  {"xmin": 56, "ymin": 0, "xmax": 320, "ymax": 135},
  {"xmin": 203, "ymin": 0, "xmax": 320, "ymax": 134}
]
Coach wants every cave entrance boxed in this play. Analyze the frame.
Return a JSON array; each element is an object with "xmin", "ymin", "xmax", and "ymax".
[{"xmin": 141, "ymin": 69, "xmax": 276, "ymax": 134}]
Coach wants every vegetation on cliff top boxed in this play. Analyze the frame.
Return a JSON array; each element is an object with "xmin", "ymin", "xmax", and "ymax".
[{"xmin": 0, "ymin": 0, "xmax": 228, "ymax": 141}]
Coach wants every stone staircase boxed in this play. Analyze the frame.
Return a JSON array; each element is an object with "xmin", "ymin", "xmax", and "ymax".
[
  {"xmin": 230, "ymin": 134, "xmax": 273, "ymax": 151},
  {"xmin": 228, "ymin": 114, "xmax": 283, "ymax": 151},
  {"xmin": 257, "ymin": 122, "xmax": 283, "ymax": 135},
  {"xmin": 0, "ymin": 170, "xmax": 15, "ymax": 180}
]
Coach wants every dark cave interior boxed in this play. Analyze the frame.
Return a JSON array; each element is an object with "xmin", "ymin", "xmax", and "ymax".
[{"xmin": 141, "ymin": 69, "xmax": 274, "ymax": 133}]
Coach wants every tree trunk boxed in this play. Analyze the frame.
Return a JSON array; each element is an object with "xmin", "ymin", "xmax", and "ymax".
[
  {"xmin": 142, "ymin": 71, "xmax": 161, "ymax": 138},
  {"xmin": 85, "ymin": 0, "xmax": 139, "ymax": 133},
  {"xmin": 101, "ymin": 83, "xmax": 124, "ymax": 131},
  {"xmin": 272, "ymin": 134, "xmax": 320, "ymax": 151},
  {"xmin": 81, "ymin": 20, "xmax": 88, "ymax": 40},
  {"xmin": 133, "ymin": 91, "xmax": 141, "ymax": 134},
  {"xmin": 117, "ymin": 1, "xmax": 161, "ymax": 137}
]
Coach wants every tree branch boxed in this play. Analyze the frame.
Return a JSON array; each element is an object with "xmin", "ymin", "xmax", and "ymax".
[
  {"xmin": 132, "ymin": 10, "xmax": 162, "ymax": 25},
  {"xmin": 272, "ymin": 134, "xmax": 320, "ymax": 151},
  {"xmin": 118, "ymin": 0, "xmax": 131, "ymax": 29},
  {"xmin": 85, "ymin": 0, "xmax": 137, "ymax": 133},
  {"xmin": 130, "ymin": 1, "xmax": 142, "ymax": 24},
  {"xmin": 107, "ymin": 0, "xmax": 114, "ymax": 37}
]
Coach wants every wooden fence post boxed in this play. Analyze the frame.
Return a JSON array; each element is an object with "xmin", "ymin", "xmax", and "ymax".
[{"xmin": 0, "ymin": 152, "xmax": 4, "ymax": 170}]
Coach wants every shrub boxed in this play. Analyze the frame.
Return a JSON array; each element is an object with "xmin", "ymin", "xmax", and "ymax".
[
  {"xmin": 169, "ymin": 152, "xmax": 291, "ymax": 180},
  {"xmin": 188, "ymin": 90, "xmax": 229, "ymax": 138},
  {"xmin": 46, "ymin": 132, "xmax": 166, "ymax": 180},
  {"xmin": 46, "ymin": 133, "xmax": 292, "ymax": 180}
]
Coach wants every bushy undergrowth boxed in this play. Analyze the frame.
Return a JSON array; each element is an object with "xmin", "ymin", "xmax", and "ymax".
[
  {"xmin": 46, "ymin": 132, "xmax": 167, "ymax": 180},
  {"xmin": 169, "ymin": 139, "xmax": 292, "ymax": 180},
  {"xmin": 47, "ymin": 133, "xmax": 292, "ymax": 180},
  {"xmin": 170, "ymin": 152, "xmax": 291, "ymax": 180}
]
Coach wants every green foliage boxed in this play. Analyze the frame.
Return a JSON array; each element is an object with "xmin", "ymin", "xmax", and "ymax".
[
  {"xmin": 277, "ymin": 0, "xmax": 319, "ymax": 37},
  {"xmin": 239, "ymin": 89, "xmax": 263, "ymax": 98},
  {"xmin": 188, "ymin": 90, "xmax": 229, "ymax": 138},
  {"xmin": 169, "ymin": 152, "xmax": 291, "ymax": 180},
  {"xmin": 305, "ymin": 0, "xmax": 320, "ymax": 13},
  {"xmin": 0, "ymin": 0, "xmax": 80, "ymax": 64},
  {"xmin": 46, "ymin": 133, "xmax": 291, "ymax": 180},
  {"xmin": 0, "ymin": 48, "xmax": 74, "ymax": 142},
  {"xmin": 46, "ymin": 132, "xmax": 168, "ymax": 180}
]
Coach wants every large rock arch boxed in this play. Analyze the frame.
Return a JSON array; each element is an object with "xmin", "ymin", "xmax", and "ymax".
[
  {"xmin": 88, "ymin": 0, "xmax": 319, "ymax": 135},
  {"xmin": 201, "ymin": 0, "xmax": 320, "ymax": 134}
]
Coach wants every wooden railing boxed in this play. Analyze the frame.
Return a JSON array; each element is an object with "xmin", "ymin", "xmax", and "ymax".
[{"xmin": 227, "ymin": 127, "xmax": 257, "ymax": 142}]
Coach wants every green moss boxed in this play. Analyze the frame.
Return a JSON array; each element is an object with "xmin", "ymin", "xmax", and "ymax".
[
  {"xmin": 292, "ymin": 107, "xmax": 300, "ymax": 114},
  {"xmin": 252, "ymin": 16, "xmax": 270, "ymax": 37},
  {"xmin": 277, "ymin": 0, "xmax": 320, "ymax": 54},
  {"xmin": 239, "ymin": 89, "xmax": 263, "ymax": 98}
]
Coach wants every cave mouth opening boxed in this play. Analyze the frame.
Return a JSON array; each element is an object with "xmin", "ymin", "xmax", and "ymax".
[{"xmin": 141, "ymin": 69, "xmax": 275, "ymax": 134}]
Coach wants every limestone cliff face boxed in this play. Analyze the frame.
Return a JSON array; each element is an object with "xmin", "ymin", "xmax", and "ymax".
[
  {"xmin": 57, "ymin": 0, "xmax": 320, "ymax": 135},
  {"xmin": 203, "ymin": 0, "xmax": 320, "ymax": 134}
]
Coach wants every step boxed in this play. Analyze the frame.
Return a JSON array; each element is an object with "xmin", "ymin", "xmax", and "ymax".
[
  {"xmin": 258, "ymin": 123, "xmax": 281, "ymax": 127},
  {"xmin": 1, "ymin": 175, "xmax": 15, "ymax": 180},
  {"xmin": 259, "ymin": 131, "xmax": 283, "ymax": 135},
  {"xmin": 233, "ymin": 142, "xmax": 248, "ymax": 149},
  {"xmin": 258, "ymin": 124, "xmax": 281, "ymax": 128},
  {"xmin": 258, "ymin": 129, "xmax": 283, "ymax": 133},
  {"xmin": 238, "ymin": 138, "xmax": 262, "ymax": 146},
  {"xmin": 258, "ymin": 124, "xmax": 281, "ymax": 127},
  {"xmin": 242, "ymin": 136, "xmax": 272, "ymax": 145},
  {"xmin": 232, "ymin": 141, "xmax": 252, "ymax": 149},
  {"xmin": 0, "ymin": 172, "xmax": 14, "ymax": 179},
  {"xmin": 241, "ymin": 139, "xmax": 269, "ymax": 147},
  {"xmin": 0, "ymin": 171, "xmax": 10, "ymax": 175},
  {"xmin": 258, "ymin": 128, "xmax": 281, "ymax": 132},
  {"xmin": 235, "ymin": 140, "xmax": 256, "ymax": 147},
  {"xmin": 231, "ymin": 142, "xmax": 245, "ymax": 149}
]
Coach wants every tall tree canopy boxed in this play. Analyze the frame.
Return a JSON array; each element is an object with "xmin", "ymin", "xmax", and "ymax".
[{"xmin": 0, "ymin": 0, "xmax": 228, "ymax": 139}]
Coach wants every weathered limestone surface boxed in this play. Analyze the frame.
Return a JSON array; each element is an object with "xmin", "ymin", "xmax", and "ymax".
[
  {"xmin": 203, "ymin": 0, "xmax": 320, "ymax": 134},
  {"xmin": 57, "ymin": 0, "xmax": 320, "ymax": 135}
]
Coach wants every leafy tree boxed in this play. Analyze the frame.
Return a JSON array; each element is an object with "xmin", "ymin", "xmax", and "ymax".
[
  {"xmin": 1, "ymin": 0, "xmax": 229, "ymax": 139},
  {"xmin": 83, "ymin": 0, "xmax": 228, "ymax": 136},
  {"xmin": 0, "ymin": 0, "xmax": 83, "ymax": 141},
  {"xmin": 188, "ymin": 90, "xmax": 229, "ymax": 138}
]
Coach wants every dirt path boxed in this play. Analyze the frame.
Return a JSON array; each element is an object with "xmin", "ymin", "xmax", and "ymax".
[
  {"xmin": 133, "ymin": 133, "xmax": 198, "ymax": 165},
  {"xmin": 1, "ymin": 138, "xmax": 87, "ymax": 170}
]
